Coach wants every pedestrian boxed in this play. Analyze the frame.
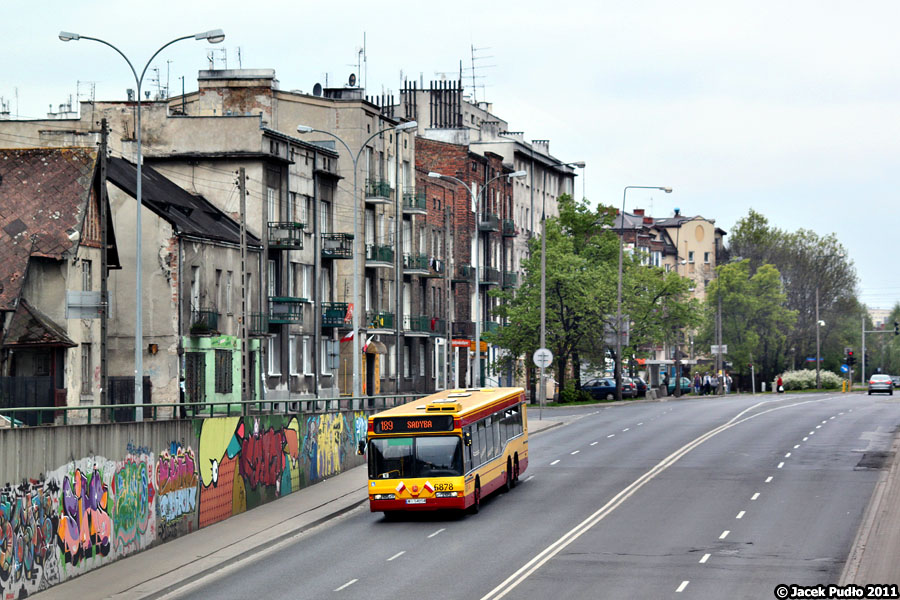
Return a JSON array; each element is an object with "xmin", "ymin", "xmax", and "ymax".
[
  {"xmin": 711, "ymin": 373, "xmax": 719, "ymax": 394},
  {"xmin": 725, "ymin": 372, "xmax": 733, "ymax": 394},
  {"xmin": 777, "ymin": 374, "xmax": 784, "ymax": 393},
  {"xmin": 693, "ymin": 373, "xmax": 702, "ymax": 395},
  {"xmin": 702, "ymin": 373, "xmax": 711, "ymax": 395}
]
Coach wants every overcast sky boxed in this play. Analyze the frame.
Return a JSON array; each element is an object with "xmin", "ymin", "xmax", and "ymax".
[{"xmin": 5, "ymin": 0, "xmax": 898, "ymax": 309}]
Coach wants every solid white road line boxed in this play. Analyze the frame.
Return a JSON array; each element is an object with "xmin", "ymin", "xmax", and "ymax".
[
  {"xmin": 550, "ymin": 460, "xmax": 560, "ymax": 465},
  {"xmin": 719, "ymin": 530, "xmax": 730, "ymax": 539},
  {"xmin": 765, "ymin": 476, "xmax": 773, "ymax": 483},
  {"xmin": 525, "ymin": 475, "xmax": 535, "ymax": 482},
  {"xmin": 736, "ymin": 511, "xmax": 745, "ymax": 519},
  {"xmin": 387, "ymin": 551, "xmax": 406, "ymax": 561},
  {"xmin": 335, "ymin": 579, "xmax": 358, "ymax": 592},
  {"xmin": 428, "ymin": 528, "xmax": 446, "ymax": 539},
  {"xmin": 751, "ymin": 493, "xmax": 760, "ymax": 500},
  {"xmin": 676, "ymin": 581, "xmax": 690, "ymax": 593},
  {"xmin": 699, "ymin": 554, "xmax": 711, "ymax": 564}
]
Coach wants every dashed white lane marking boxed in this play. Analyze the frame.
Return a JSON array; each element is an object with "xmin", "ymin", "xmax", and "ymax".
[
  {"xmin": 794, "ymin": 444, "xmax": 800, "ymax": 449},
  {"xmin": 777, "ymin": 462, "xmax": 785, "ymax": 469},
  {"xmin": 751, "ymin": 493, "xmax": 760, "ymax": 500},
  {"xmin": 765, "ymin": 476, "xmax": 773, "ymax": 483},
  {"xmin": 803, "ymin": 437, "xmax": 808, "ymax": 441},
  {"xmin": 830, "ymin": 416, "xmax": 836, "ymax": 420},
  {"xmin": 816, "ymin": 425, "xmax": 822, "ymax": 429},
  {"xmin": 335, "ymin": 579, "xmax": 358, "ymax": 592},
  {"xmin": 428, "ymin": 528, "xmax": 446, "ymax": 539},
  {"xmin": 638, "ymin": 422, "xmax": 644, "ymax": 426},
  {"xmin": 736, "ymin": 511, "xmax": 745, "ymax": 519},
  {"xmin": 607, "ymin": 434, "xmax": 615, "ymax": 438},
  {"xmin": 822, "ymin": 420, "xmax": 827, "ymax": 424},
  {"xmin": 525, "ymin": 475, "xmax": 535, "ymax": 482},
  {"xmin": 840, "ymin": 412, "xmax": 845, "ymax": 415},
  {"xmin": 676, "ymin": 581, "xmax": 690, "ymax": 593},
  {"xmin": 699, "ymin": 554, "xmax": 711, "ymax": 564},
  {"xmin": 590, "ymin": 442, "xmax": 598, "ymax": 446},
  {"xmin": 719, "ymin": 530, "xmax": 730, "ymax": 540},
  {"xmin": 785, "ymin": 452, "xmax": 791, "ymax": 458},
  {"xmin": 387, "ymin": 551, "xmax": 406, "ymax": 561},
  {"xmin": 809, "ymin": 431, "xmax": 815, "ymax": 435},
  {"xmin": 622, "ymin": 428, "xmax": 630, "ymax": 432},
  {"xmin": 571, "ymin": 450, "xmax": 580, "ymax": 455},
  {"xmin": 551, "ymin": 460, "xmax": 560, "ymax": 465}
]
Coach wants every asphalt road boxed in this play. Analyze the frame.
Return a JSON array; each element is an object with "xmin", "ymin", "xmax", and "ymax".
[{"xmin": 171, "ymin": 393, "xmax": 900, "ymax": 600}]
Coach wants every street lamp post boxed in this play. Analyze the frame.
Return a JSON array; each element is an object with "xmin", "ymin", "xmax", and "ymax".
[
  {"xmin": 617, "ymin": 185, "xmax": 672, "ymax": 401},
  {"xmin": 60, "ymin": 29, "xmax": 225, "ymax": 421},
  {"xmin": 297, "ymin": 121, "xmax": 416, "ymax": 401},
  {"xmin": 429, "ymin": 170, "xmax": 526, "ymax": 388}
]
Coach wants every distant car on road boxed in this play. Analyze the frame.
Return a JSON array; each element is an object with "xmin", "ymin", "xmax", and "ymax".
[
  {"xmin": 891, "ymin": 375, "xmax": 900, "ymax": 389},
  {"xmin": 628, "ymin": 376, "xmax": 648, "ymax": 397},
  {"xmin": 582, "ymin": 377, "xmax": 636, "ymax": 401},
  {"xmin": 868, "ymin": 374, "xmax": 893, "ymax": 395},
  {"xmin": 667, "ymin": 376, "xmax": 692, "ymax": 395}
]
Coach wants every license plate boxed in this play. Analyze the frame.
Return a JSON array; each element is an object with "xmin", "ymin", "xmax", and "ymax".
[{"xmin": 405, "ymin": 498, "xmax": 426, "ymax": 504}]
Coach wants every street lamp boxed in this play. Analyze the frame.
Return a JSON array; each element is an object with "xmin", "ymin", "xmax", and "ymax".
[
  {"xmin": 298, "ymin": 121, "xmax": 416, "ymax": 400},
  {"xmin": 61, "ymin": 29, "xmax": 224, "ymax": 421},
  {"xmin": 429, "ymin": 170, "xmax": 527, "ymax": 388},
  {"xmin": 617, "ymin": 185, "xmax": 672, "ymax": 401}
]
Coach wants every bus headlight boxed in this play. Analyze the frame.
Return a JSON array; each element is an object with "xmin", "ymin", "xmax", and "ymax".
[
  {"xmin": 373, "ymin": 493, "xmax": 395, "ymax": 500},
  {"xmin": 435, "ymin": 492, "xmax": 458, "ymax": 498}
]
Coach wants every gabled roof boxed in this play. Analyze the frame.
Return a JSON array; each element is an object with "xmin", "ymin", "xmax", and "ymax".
[
  {"xmin": 106, "ymin": 157, "xmax": 261, "ymax": 246},
  {"xmin": 0, "ymin": 147, "xmax": 98, "ymax": 311},
  {"xmin": 1, "ymin": 299, "xmax": 76, "ymax": 348}
]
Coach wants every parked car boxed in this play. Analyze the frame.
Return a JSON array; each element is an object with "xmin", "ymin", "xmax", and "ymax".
[
  {"xmin": 868, "ymin": 374, "xmax": 893, "ymax": 395},
  {"xmin": 628, "ymin": 376, "xmax": 648, "ymax": 397},
  {"xmin": 667, "ymin": 376, "xmax": 693, "ymax": 395},
  {"xmin": 622, "ymin": 377, "xmax": 638, "ymax": 397},
  {"xmin": 891, "ymin": 375, "xmax": 900, "ymax": 389},
  {"xmin": 582, "ymin": 377, "xmax": 636, "ymax": 401}
]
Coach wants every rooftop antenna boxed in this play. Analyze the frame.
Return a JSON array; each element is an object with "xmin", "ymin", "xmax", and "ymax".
[
  {"xmin": 466, "ymin": 45, "xmax": 495, "ymax": 104},
  {"xmin": 237, "ymin": 47, "xmax": 242, "ymax": 69},
  {"xmin": 363, "ymin": 33, "xmax": 367, "ymax": 92}
]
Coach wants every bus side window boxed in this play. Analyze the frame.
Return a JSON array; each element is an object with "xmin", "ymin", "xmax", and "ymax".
[
  {"xmin": 463, "ymin": 425, "xmax": 474, "ymax": 471},
  {"xmin": 474, "ymin": 421, "xmax": 484, "ymax": 467},
  {"xmin": 492, "ymin": 418, "xmax": 501, "ymax": 459},
  {"xmin": 485, "ymin": 417, "xmax": 496, "ymax": 460},
  {"xmin": 477, "ymin": 420, "xmax": 487, "ymax": 467}
]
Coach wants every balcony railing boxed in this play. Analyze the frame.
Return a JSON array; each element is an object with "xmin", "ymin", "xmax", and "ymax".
[
  {"xmin": 501, "ymin": 219, "xmax": 517, "ymax": 237},
  {"xmin": 403, "ymin": 315, "xmax": 445, "ymax": 335},
  {"xmin": 367, "ymin": 310, "xmax": 394, "ymax": 330},
  {"xmin": 402, "ymin": 189, "xmax": 427, "ymax": 214},
  {"xmin": 478, "ymin": 213, "xmax": 500, "ymax": 232},
  {"xmin": 267, "ymin": 221, "xmax": 305, "ymax": 249},
  {"xmin": 452, "ymin": 321, "xmax": 475, "ymax": 338},
  {"xmin": 503, "ymin": 271, "xmax": 518, "ymax": 288},
  {"xmin": 322, "ymin": 233, "xmax": 354, "ymax": 259},
  {"xmin": 366, "ymin": 243, "xmax": 394, "ymax": 265},
  {"xmin": 248, "ymin": 313, "xmax": 269, "ymax": 335},
  {"xmin": 453, "ymin": 264, "xmax": 475, "ymax": 283},
  {"xmin": 268, "ymin": 297, "xmax": 304, "ymax": 325},
  {"xmin": 481, "ymin": 266, "xmax": 501, "ymax": 285},
  {"xmin": 425, "ymin": 258, "xmax": 445, "ymax": 278},
  {"xmin": 482, "ymin": 321, "xmax": 500, "ymax": 334},
  {"xmin": 403, "ymin": 253, "xmax": 429, "ymax": 273},
  {"xmin": 365, "ymin": 179, "xmax": 392, "ymax": 202},
  {"xmin": 322, "ymin": 302, "xmax": 349, "ymax": 328},
  {"xmin": 190, "ymin": 308, "xmax": 219, "ymax": 335}
]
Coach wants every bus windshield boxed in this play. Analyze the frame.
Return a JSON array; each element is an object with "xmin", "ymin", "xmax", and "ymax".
[{"xmin": 369, "ymin": 436, "xmax": 463, "ymax": 479}]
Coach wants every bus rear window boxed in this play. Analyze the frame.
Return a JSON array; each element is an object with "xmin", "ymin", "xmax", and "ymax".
[{"xmin": 369, "ymin": 436, "xmax": 462, "ymax": 479}]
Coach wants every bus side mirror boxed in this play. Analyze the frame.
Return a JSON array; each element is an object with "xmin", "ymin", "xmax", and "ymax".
[
  {"xmin": 357, "ymin": 440, "xmax": 366, "ymax": 456},
  {"xmin": 463, "ymin": 431, "xmax": 472, "ymax": 447}
]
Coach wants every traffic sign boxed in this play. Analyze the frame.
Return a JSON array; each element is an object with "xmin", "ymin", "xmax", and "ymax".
[
  {"xmin": 533, "ymin": 348, "xmax": 553, "ymax": 369},
  {"xmin": 840, "ymin": 364, "xmax": 849, "ymax": 373},
  {"xmin": 710, "ymin": 344, "xmax": 728, "ymax": 354}
]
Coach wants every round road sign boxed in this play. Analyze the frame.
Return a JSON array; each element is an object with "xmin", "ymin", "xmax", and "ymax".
[{"xmin": 533, "ymin": 348, "xmax": 553, "ymax": 369}]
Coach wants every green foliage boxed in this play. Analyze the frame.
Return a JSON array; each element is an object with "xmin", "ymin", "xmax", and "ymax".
[
  {"xmin": 558, "ymin": 380, "xmax": 592, "ymax": 403},
  {"xmin": 780, "ymin": 369, "xmax": 843, "ymax": 390}
]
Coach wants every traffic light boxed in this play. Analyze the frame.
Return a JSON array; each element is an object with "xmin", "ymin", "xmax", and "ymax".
[
  {"xmin": 847, "ymin": 350, "xmax": 855, "ymax": 367},
  {"xmin": 895, "ymin": 321, "xmax": 899, "ymax": 336}
]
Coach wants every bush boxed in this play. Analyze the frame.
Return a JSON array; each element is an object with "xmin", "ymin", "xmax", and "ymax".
[
  {"xmin": 559, "ymin": 381, "xmax": 592, "ymax": 403},
  {"xmin": 781, "ymin": 369, "xmax": 843, "ymax": 390}
]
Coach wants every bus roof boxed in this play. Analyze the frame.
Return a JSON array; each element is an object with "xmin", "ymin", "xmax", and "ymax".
[{"xmin": 372, "ymin": 387, "xmax": 525, "ymax": 420}]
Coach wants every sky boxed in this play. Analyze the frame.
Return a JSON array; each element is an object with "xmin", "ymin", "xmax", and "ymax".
[{"xmin": 4, "ymin": 0, "xmax": 899, "ymax": 309}]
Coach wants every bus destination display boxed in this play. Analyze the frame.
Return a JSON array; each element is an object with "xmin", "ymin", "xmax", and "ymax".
[{"xmin": 374, "ymin": 415, "xmax": 454, "ymax": 434}]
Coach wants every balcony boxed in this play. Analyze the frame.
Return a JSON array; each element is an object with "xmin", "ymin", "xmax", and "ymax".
[
  {"xmin": 482, "ymin": 321, "xmax": 500, "ymax": 334},
  {"xmin": 481, "ymin": 266, "xmax": 501, "ymax": 285},
  {"xmin": 321, "ymin": 233, "xmax": 354, "ymax": 259},
  {"xmin": 478, "ymin": 212, "xmax": 500, "ymax": 232},
  {"xmin": 365, "ymin": 243, "xmax": 394, "ymax": 268},
  {"xmin": 403, "ymin": 253, "xmax": 429, "ymax": 275},
  {"xmin": 248, "ymin": 313, "xmax": 269, "ymax": 335},
  {"xmin": 367, "ymin": 310, "xmax": 395, "ymax": 331},
  {"xmin": 189, "ymin": 308, "xmax": 219, "ymax": 335},
  {"xmin": 503, "ymin": 271, "xmax": 518, "ymax": 288},
  {"xmin": 452, "ymin": 264, "xmax": 475, "ymax": 283},
  {"xmin": 501, "ymin": 219, "xmax": 517, "ymax": 237},
  {"xmin": 322, "ymin": 302, "xmax": 349, "ymax": 328},
  {"xmin": 424, "ymin": 258, "xmax": 445, "ymax": 278},
  {"xmin": 267, "ymin": 221, "xmax": 305, "ymax": 250},
  {"xmin": 365, "ymin": 179, "xmax": 392, "ymax": 204},
  {"xmin": 452, "ymin": 320, "xmax": 475, "ymax": 339},
  {"xmin": 268, "ymin": 297, "xmax": 304, "ymax": 325},
  {"xmin": 403, "ymin": 315, "xmax": 432, "ymax": 337},
  {"xmin": 402, "ymin": 189, "xmax": 427, "ymax": 215}
]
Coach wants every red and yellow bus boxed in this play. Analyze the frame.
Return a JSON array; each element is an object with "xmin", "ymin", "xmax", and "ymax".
[{"xmin": 361, "ymin": 387, "xmax": 528, "ymax": 515}]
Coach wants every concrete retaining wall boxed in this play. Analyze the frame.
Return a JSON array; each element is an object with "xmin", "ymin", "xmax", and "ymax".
[{"xmin": 0, "ymin": 410, "xmax": 369, "ymax": 597}]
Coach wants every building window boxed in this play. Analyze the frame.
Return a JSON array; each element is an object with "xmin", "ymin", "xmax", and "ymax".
[
  {"xmin": 82, "ymin": 259, "xmax": 92, "ymax": 291},
  {"xmin": 403, "ymin": 345, "xmax": 411, "ymax": 378},
  {"xmin": 704, "ymin": 252, "xmax": 711, "ymax": 264},
  {"xmin": 302, "ymin": 337, "xmax": 313, "ymax": 375},
  {"xmin": 321, "ymin": 338, "xmax": 330, "ymax": 375},
  {"xmin": 688, "ymin": 251, "xmax": 695, "ymax": 264},
  {"xmin": 215, "ymin": 349, "xmax": 233, "ymax": 394},
  {"xmin": 289, "ymin": 335, "xmax": 299, "ymax": 375},
  {"xmin": 419, "ymin": 345, "xmax": 425, "ymax": 378},
  {"xmin": 267, "ymin": 186, "xmax": 277, "ymax": 220},
  {"xmin": 268, "ymin": 259, "xmax": 277, "ymax": 297},
  {"xmin": 268, "ymin": 337, "xmax": 281, "ymax": 376},
  {"xmin": 81, "ymin": 343, "xmax": 92, "ymax": 395},
  {"xmin": 226, "ymin": 271, "xmax": 233, "ymax": 314}
]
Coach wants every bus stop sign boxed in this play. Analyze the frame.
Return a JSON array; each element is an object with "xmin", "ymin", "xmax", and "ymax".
[{"xmin": 533, "ymin": 348, "xmax": 553, "ymax": 369}]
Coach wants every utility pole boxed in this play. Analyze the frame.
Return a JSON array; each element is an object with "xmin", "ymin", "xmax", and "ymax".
[
  {"xmin": 98, "ymin": 118, "xmax": 109, "ymax": 413},
  {"xmin": 815, "ymin": 287, "xmax": 821, "ymax": 389},
  {"xmin": 444, "ymin": 206, "xmax": 452, "ymax": 391},
  {"xmin": 239, "ymin": 168, "xmax": 249, "ymax": 413},
  {"xmin": 716, "ymin": 288, "xmax": 723, "ymax": 393}
]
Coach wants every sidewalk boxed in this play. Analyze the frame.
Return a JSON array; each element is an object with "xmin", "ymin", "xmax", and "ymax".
[{"xmin": 35, "ymin": 416, "xmax": 565, "ymax": 599}]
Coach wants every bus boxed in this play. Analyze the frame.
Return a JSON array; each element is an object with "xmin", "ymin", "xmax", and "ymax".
[{"xmin": 359, "ymin": 387, "xmax": 528, "ymax": 515}]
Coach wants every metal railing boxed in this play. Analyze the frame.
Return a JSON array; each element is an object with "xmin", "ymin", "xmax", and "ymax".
[
  {"xmin": 365, "ymin": 243, "xmax": 394, "ymax": 263},
  {"xmin": 481, "ymin": 266, "xmax": 501, "ymax": 284},
  {"xmin": 503, "ymin": 271, "xmax": 518, "ymax": 288},
  {"xmin": 268, "ymin": 297, "xmax": 304, "ymax": 324},
  {"xmin": 267, "ymin": 221, "xmax": 305, "ymax": 249},
  {"xmin": 403, "ymin": 253, "xmax": 429, "ymax": 272},
  {"xmin": 365, "ymin": 179, "xmax": 392, "ymax": 200},
  {"xmin": 478, "ymin": 213, "xmax": 500, "ymax": 232},
  {"xmin": 322, "ymin": 302, "xmax": 349, "ymax": 327},
  {"xmin": 367, "ymin": 310, "xmax": 395, "ymax": 329},
  {"xmin": 321, "ymin": 233, "xmax": 354, "ymax": 258},
  {"xmin": 402, "ymin": 189, "xmax": 427, "ymax": 212},
  {"xmin": 501, "ymin": 219, "xmax": 517, "ymax": 237},
  {"xmin": 190, "ymin": 309, "xmax": 219, "ymax": 334}
]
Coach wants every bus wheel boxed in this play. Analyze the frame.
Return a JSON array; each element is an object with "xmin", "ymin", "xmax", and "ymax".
[
  {"xmin": 512, "ymin": 456, "xmax": 519, "ymax": 487},
  {"xmin": 504, "ymin": 458, "xmax": 513, "ymax": 492},
  {"xmin": 470, "ymin": 480, "xmax": 481, "ymax": 514}
]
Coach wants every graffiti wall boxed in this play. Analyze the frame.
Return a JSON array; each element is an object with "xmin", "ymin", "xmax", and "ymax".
[{"xmin": 0, "ymin": 409, "xmax": 366, "ymax": 598}]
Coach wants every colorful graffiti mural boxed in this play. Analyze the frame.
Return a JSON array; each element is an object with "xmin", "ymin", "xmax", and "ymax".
[
  {"xmin": 157, "ymin": 443, "xmax": 198, "ymax": 528},
  {"xmin": 112, "ymin": 453, "xmax": 155, "ymax": 553},
  {"xmin": 57, "ymin": 464, "xmax": 113, "ymax": 567},
  {"xmin": 303, "ymin": 413, "xmax": 365, "ymax": 482},
  {"xmin": 0, "ymin": 479, "xmax": 61, "ymax": 597}
]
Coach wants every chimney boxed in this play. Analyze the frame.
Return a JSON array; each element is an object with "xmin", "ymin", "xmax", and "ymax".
[
  {"xmin": 633, "ymin": 208, "xmax": 645, "ymax": 216},
  {"xmin": 643, "ymin": 216, "xmax": 654, "ymax": 225}
]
